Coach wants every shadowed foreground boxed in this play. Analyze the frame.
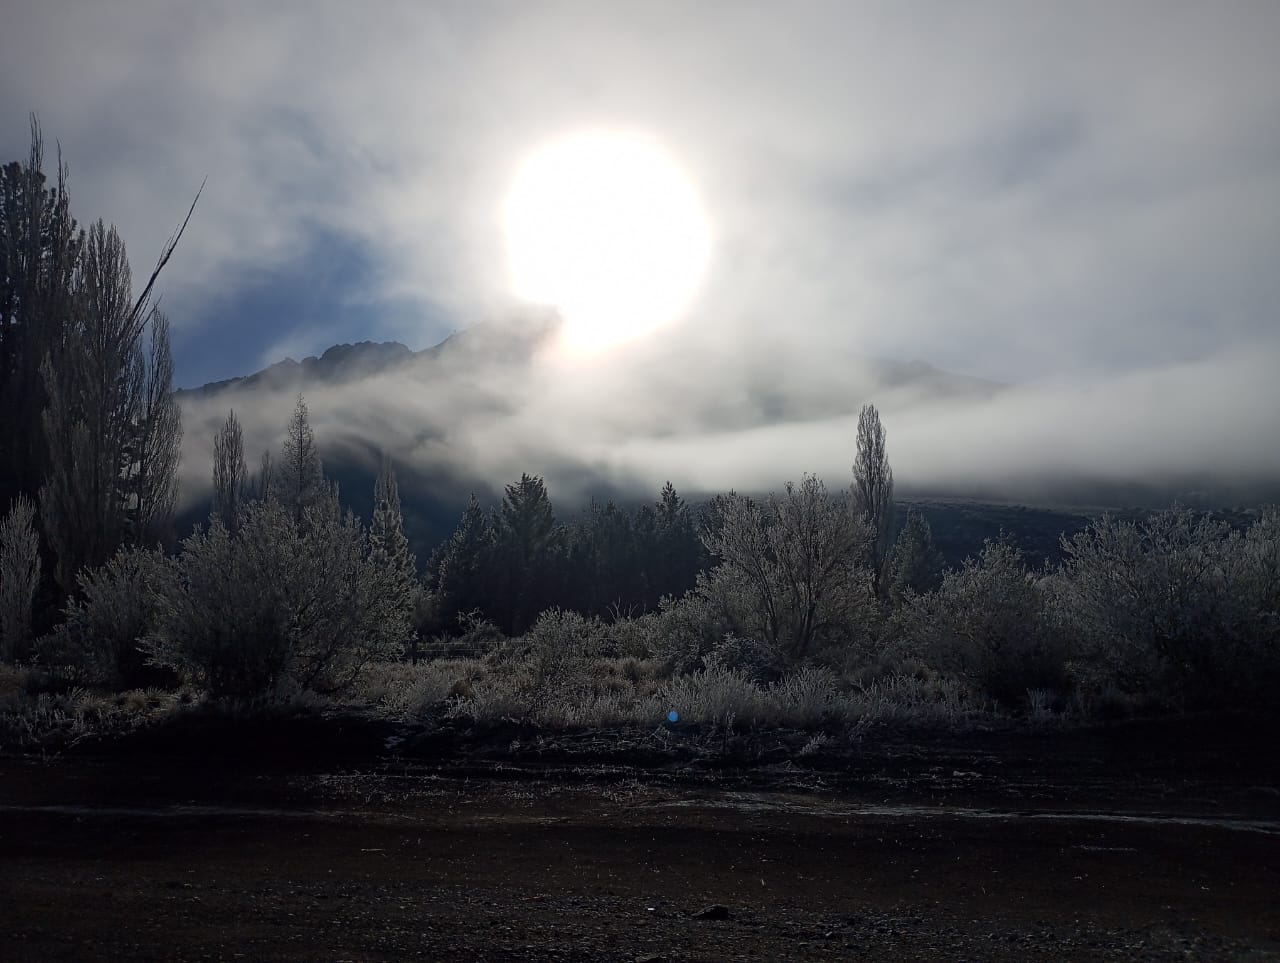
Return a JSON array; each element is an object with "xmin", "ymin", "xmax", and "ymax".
[{"xmin": 2, "ymin": 733, "xmax": 1279, "ymax": 962}]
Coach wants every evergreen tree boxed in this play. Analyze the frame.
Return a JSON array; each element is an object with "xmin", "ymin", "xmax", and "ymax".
[
  {"xmin": 495, "ymin": 473, "xmax": 561, "ymax": 634},
  {"xmin": 885, "ymin": 508, "xmax": 944, "ymax": 605},
  {"xmin": 654, "ymin": 481, "xmax": 701, "ymax": 602},
  {"xmin": 212, "ymin": 410, "xmax": 248, "ymax": 531},
  {"xmin": 371, "ymin": 455, "xmax": 416, "ymax": 584},
  {"xmin": 278, "ymin": 393, "xmax": 323, "ymax": 524},
  {"xmin": 429, "ymin": 494, "xmax": 496, "ymax": 631}
]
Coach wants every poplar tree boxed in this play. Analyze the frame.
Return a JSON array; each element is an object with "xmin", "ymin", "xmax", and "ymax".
[
  {"xmin": 128, "ymin": 312, "xmax": 181, "ymax": 548},
  {"xmin": 0, "ymin": 117, "xmax": 79, "ymax": 507},
  {"xmin": 211, "ymin": 410, "xmax": 248, "ymax": 531},
  {"xmin": 0, "ymin": 494, "xmax": 41, "ymax": 661},
  {"xmin": 852, "ymin": 403, "xmax": 894, "ymax": 599}
]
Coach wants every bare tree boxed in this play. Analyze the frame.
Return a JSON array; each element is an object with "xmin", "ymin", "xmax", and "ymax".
[
  {"xmin": 255, "ymin": 449, "xmax": 275, "ymax": 503},
  {"xmin": 211, "ymin": 409, "xmax": 248, "ymax": 531},
  {"xmin": 128, "ymin": 311, "xmax": 181, "ymax": 547},
  {"xmin": 852, "ymin": 403, "xmax": 894, "ymax": 599},
  {"xmin": 0, "ymin": 494, "xmax": 41, "ymax": 661}
]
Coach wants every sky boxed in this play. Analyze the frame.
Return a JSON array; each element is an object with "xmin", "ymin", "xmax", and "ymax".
[{"xmin": 3, "ymin": 1, "xmax": 1279, "ymax": 508}]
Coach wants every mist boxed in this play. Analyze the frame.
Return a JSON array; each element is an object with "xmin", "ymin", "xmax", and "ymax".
[{"xmin": 176, "ymin": 317, "xmax": 1280, "ymax": 525}]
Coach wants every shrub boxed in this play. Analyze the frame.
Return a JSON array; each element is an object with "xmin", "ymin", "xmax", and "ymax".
[
  {"xmin": 894, "ymin": 540, "xmax": 1067, "ymax": 708},
  {"xmin": 38, "ymin": 546, "xmax": 173, "ymax": 688},
  {"xmin": 147, "ymin": 499, "xmax": 414, "ymax": 698},
  {"xmin": 700, "ymin": 478, "xmax": 875, "ymax": 661},
  {"xmin": 768, "ymin": 665, "xmax": 840, "ymax": 728},
  {"xmin": 1057, "ymin": 508, "xmax": 1280, "ymax": 707},
  {"xmin": 657, "ymin": 660, "xmax": 773, "ymax": 729}
]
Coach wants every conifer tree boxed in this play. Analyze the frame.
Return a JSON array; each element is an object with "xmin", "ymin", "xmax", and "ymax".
[
  {"xmin": 371, "ymin": 455, "xmax": 415, "ymax": 584},
  {"xmin": 496, "ymin": 474, "xmax": 560, "ymax": 634},
  {"xmin": 886, "ymin": 508, "xmax": 944, "ymax": 604},
  {"xmin": 278, "ymin": 393, "xmax": 323, "ymax": 525},
  {"xmin": 430, "ymin": 493, "xmax": 496, "ymax": 629}
]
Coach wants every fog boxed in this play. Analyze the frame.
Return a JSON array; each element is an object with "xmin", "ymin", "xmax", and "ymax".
[{"xmin": 177, "ymin": 318, "xmax": 1280, "ymax": 523}]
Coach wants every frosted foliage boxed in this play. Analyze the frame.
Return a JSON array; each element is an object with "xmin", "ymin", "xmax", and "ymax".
[
  {"xmin": 148, "ymin": 498, "xmax": 414, "ymax": 696},
  {"xmin": 1059, "ymin": 508, "xmax": 1280, "ymax": 703},
  {"xmin": 701, "ymin": 475, "xmax": 873, "ymax": 660}
]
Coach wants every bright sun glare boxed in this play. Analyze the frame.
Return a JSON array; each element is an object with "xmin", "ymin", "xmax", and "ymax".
[{"xmin": 503, "ymin": 131, "xmax": 711, "ymax": 354}]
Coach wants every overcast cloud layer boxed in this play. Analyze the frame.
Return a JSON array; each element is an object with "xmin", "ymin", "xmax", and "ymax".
[{"xmin": 4, "ymin": 1, "xmax": 1279, "ymax": 510}]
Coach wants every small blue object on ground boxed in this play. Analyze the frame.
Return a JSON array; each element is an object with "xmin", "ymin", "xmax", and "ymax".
[{"xmin": 667, "ymin": 710, "xmax": 680, "ymax": 723}]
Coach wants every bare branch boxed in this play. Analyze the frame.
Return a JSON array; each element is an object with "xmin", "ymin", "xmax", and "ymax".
[{"xmin": 127, "ymin": 176, "xmax": 205, "ymax": 327}]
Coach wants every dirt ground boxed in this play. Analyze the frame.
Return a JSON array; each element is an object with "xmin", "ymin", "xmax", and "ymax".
[{"xmin": 2, "ymin": 715, "xmax": 1279, "ymax": 961}]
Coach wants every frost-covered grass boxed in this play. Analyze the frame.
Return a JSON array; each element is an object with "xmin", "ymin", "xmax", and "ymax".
[{"xmin": 0, "ymin": 671, "xmax": 202, "ymax": 749}]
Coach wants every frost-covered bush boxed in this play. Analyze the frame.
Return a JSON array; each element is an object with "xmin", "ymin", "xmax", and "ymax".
[
  {"xmin": 846, "ymin": 673, "xmax": 986, "ymax": 727},
  {"xmin": 368, "ymin": 658, "xmax": 484, "ymax": 718},
  {"xmin": 38, "ymin": 546, "xmax": 172, "ymax": 687},
  {"xmin": 768, "ymin": 665, "xmax": 841, "ymax": 728},
  {"xmin": 658, "ymin": 660, "xmax": 773, "ymax": 728},
  {"xmin": 895, "ymin": 540, "xmax": 1067, "ymax": 708},
  {"xmin": 701, "ymin": 478, "xmax": 875, "ymax": 661},
  {"xmin": 148, "ymin": 499, "xmax": 414, "ymax": 697},
  {"xmin": 1058, "ymin": 508, "xmax": 1280, "ymax": 707},
  {"xmin": 648, "ymin": 587, "xmax": 735, "ymax": 673},
  {"xmin": 707, "ymin": 632, "xmax": 789, "ymax": 682}
]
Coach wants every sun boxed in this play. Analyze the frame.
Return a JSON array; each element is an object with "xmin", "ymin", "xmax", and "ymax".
[{"xmin": 503, "ymin": 131, "xmax": 711, "ymax": 354}]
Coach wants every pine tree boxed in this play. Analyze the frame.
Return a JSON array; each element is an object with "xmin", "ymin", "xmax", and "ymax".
[
  {"xmin": 853, "ymin": 403, "xmax": 894, "ymax": 599},
  {"xmin": 371, "ymin": 455, "xmax": 415, "ymax": 583},
  {"xmin": 654, "ymin": 481, "xmax": 701, "ymax": 603},
  {"xmin": 886, "ymin": 508, "xmax": 944, "ymax": 605},
  {"xmin": 211, "ymin": 410, "xmax": 248, "ymax": 531},
  {"xmin": 429, "ymin": 494, "xmax": 497, "ymax": 630},
  {"xmin": 278, "ymin": 393, "xmax": 323, "ymax": 525},
  {"xmin": 0, "ymin": 494, "xmax": 42, "ymax": 661},
  {"xmin": 496, "ymin": 473, "xmax": 560, "ymax": 634}
]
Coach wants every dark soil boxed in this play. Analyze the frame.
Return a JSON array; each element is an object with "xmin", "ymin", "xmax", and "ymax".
[{"xmin": 2, "ymin": 712, "xmax": 1278, "ymax": 961}]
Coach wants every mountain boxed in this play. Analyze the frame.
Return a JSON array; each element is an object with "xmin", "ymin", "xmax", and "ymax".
[
  {"xmin": 173, "ymin": 321, "xmax": 1013, "ymax": 558},
  {"xmin": 174, "ymin": 321, "xmax": 1276, "ymax": 564}
]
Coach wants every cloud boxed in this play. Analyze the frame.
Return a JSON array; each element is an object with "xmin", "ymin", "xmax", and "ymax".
[
  {"xmin": 6, "ymin": 2, "xmax": 1279, "ymax": 517},
  {"xmin": 4, "ymin": 2, "xmax": 1279, "ymax": 382}
]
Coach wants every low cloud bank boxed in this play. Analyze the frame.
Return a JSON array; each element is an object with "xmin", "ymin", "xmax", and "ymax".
[{"xmin": 177, "ymin": 323, "xmax": 1280, "ymax": 533}]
